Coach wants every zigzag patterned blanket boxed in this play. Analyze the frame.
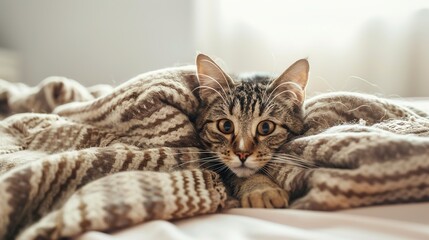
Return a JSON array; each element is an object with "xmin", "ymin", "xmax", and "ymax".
[{"xmin": 1, "ymin": 66, "xmax": 429, "ymax": 240}]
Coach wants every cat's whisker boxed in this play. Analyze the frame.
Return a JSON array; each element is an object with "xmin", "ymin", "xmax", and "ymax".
[
  {"xmin": 261, "ymin": 164, "xmax": 284, "ymax": 181},
  {"xmin": 264, "ymin": 82, "xmax": 301, "ymax": 106},
  {"xmin": 264, "ymin": 90, "xmax": 300, "ymax": 114},
  {"xmin": 269, "ymin": 162, "xmax": 307, "ymax": 169},
  {"xmin": 271, "ymin": 155, "xmax": 313, "ymax": 164},
  {"xmin": 173, "ymin": 153, "xmax": 230, "ymax": 172},
  {"xmin": 197, "ymin": 159, "xmax": 222, "ymax": 165},
  {"xmin": 208, "ymin": 163, "xmax": 229, "ymax": 174},
  {"xmin": 261, "ymin": 81, "xmax": 274, "ymax": 107},
  {"xmin": 200, "ymin": 159, "xmax": 223, "ymax": 165},
  {"xmin": 171, "ymin": 158, "xmax": 211, "ymax": 168},
  {"xmin": 260, "ymin": 166, "xmax": 276, "ymax": 181},
  {"xmin": 271, "ymin": 161, "xmax": 314, "ymax": 168},
  {"xmin": 271, "ymin": 155, "xmax": 312, "ymax": 163},
  {"xmin": 273, "ymin": 152, "xmax": 306, "ymax": 158},
  {"xmin": 195, "ymin": 163, "xmax": 224, "ymax": 172},
  {"xmin": 271, "ymin": 157, "xmax": 316, "ymax": 167},
  {"xmin": 197, "ymin": 73, "xmax": 231, "ymax": 104},
  {"xmin": 135, "ymin": 148, "xmax": 217, "ymax": 156},
  {"xmin": 200, "ymin": 59, "xmax": 233, "ymax": 95},
  {"xmin": 263, "ymin": 102, "xmax": 277, "ymax": 113},
  {"xmin": 220, "ymin": 165, "xmax": 231, "ymax": 174},
  {"xmin": 270, "ymin": 158, "xmax": 317, "ymax": 169},
  {"xmin": 171, "ymin": 157, "xmax": 220, "ymax": 170},
  {"xmin": 177, "ymin": 156, "xmax": 220, "ymax": 163},
  {"xmin": 208, "ymin": 163, "xmax": 227, "ymax": 171},
  {"xmin": 172, "ymin": 161, "xmax": 214, "ymax": 171},
  {"xmin": 172, "ymin": 161, "xmax": 202, "ymax": 169},
  {"xmin": 261, "ymin": 78, "xmax": 278, "ymax": 104},
  {"xmin": 271, "ymin": 155, "xmax": 305, "ymax": 163},
  {"xmin": 165, "ymin": 152, "xmax": 216, "ymax": 157},
  {"xmin": 265, "ymin": 162, "xmax": 304, "ymax": 176},
  {"xmin": 265, "ymin": 89, "xmax": 298, "ymax": 111},
  {"xmin": 272, "ymin": 153, "xmax": 305, "ymax": 159},
  {"xmin": 192, "ymin": 85, "xmax": 229, "ymax": 106},
  {"xmin": 198, "ymin": 154, "xmax": 220, "ymax": 158}
]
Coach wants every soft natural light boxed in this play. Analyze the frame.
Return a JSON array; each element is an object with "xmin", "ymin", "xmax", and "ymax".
[
  {"xmin": 195, "ymin": 0, "xmax": 429, "ymax": 97},
  {"xmin": 219, "ymin": 0, "xmax": 429, "ymax": 48}
]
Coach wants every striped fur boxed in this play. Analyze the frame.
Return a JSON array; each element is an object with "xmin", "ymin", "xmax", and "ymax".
[{"xmin": 0, "ymin": 63, "xmax": 429, "ymax": 239}]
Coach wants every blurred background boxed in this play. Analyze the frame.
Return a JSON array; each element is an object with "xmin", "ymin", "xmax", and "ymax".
[{"xmin": 0, "ymin": 0, "xmax": 428, "ymax": 97}]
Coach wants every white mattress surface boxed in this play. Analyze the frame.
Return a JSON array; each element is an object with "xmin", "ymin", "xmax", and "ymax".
[{"xmin": 77, "ymin": 203, "xmax": 429, "ymax": 240}]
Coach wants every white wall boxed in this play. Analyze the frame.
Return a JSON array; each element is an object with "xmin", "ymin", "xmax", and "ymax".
[
  {"xmin": 1, "ymin": 1, "xmax": 428, "ymax": 97},
  {"xmin": 0, "ymin": 0, "xmax": 195, "ymax": 85}
]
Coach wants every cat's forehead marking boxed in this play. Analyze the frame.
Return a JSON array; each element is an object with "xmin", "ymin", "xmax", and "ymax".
[
  {"xmin": 230, "ymin": 81, "xmax": 273, "ymax": 120},
  {"xmin": 232, "ymin": 82, "xmax": 263, "ymax": 111}
]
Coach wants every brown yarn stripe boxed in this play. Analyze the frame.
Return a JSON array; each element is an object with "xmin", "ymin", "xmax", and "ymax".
[
  {"xmin": 313, "ymin": 178, "xmax": 429, "ymax": 200},
  {"xmin": 30, "ymin": 161, "xmax": 54, "ymax": 220},
  {"xmin": 182, "ymin": 171, "xmax": 197, "ymax": 216},
  {"xmin": 121, "ymin": 109, "xmax": 180, "ymax": 136},
  {"xmin": 299, "ymin": 184, "xmax": 429, "ymax": 211},
  {"xmin": 154, "ymin": 148, "xmax": 167, "ymax": 171},
  {"xmin": 4, "ymin": 168, "xmax": 34, "ymax": 239},
  {"xmin": 138, "ymin": 120, "xmax": 191, "ymax": 140},
  {"xmin": 51, "ymin": 155, "xmax": 83, "ymax": 206},
  {"xmin": 170, "ymin": 173, "xmax": 185, "ymax": 218},
  {"xmin": 40, "ymin": 159, "xmax": 67, "ymax": 212},
  {"xmin": 119, "ymin": 149, "xmax": 136, "ymax": 171},
  {"xmin": 322, "ymin": 164, "xmax": 429, "ymax": 184},
  {"xmin": 192, "ymin": 170, "xmax": 207, "ymax": 211},
  {"xmin": 78, "ymin": 191, "xmax": 91, "ymax": 232},
  {"xmin": 138, "ymin": 151, "xmax": 152, "ymax": 170}
]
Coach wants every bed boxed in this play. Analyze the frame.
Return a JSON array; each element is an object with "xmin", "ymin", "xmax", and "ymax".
[{"xmin": 1, "ymin": 69, "xmax": 428, "ymax": 240}]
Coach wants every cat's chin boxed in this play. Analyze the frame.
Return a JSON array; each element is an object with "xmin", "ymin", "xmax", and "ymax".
[{"xmin": 231, "ymin": 167, "xmax": 257, "ymax": 178}]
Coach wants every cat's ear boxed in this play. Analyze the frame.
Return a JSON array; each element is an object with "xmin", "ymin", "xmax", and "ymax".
[
  {"xmin": 196, "ymin": 53, "xmax": 234, "ymax": 103},
  {"xmin": 268, "ymin": 59, "xmax": 309, "ymax": 104}
]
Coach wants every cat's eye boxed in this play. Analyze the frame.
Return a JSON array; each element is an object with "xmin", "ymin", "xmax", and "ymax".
[
  {"xmin": 217, "ymin": 119, "xmax": 234, "ymax": 134},
  {"xmin": 257, "ymin": 120, "xmax": 275, "ymax": 136}
]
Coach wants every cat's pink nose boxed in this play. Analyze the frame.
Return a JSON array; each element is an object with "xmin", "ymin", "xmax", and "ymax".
[{"xmin": 235, "ymin": 152, "xmax": 252, "ymax": 162}]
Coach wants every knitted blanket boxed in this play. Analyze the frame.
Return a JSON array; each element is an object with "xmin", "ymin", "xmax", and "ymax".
[{"xmin": 1, "ymin": 67, "xmax": 429, "ymax": 240}]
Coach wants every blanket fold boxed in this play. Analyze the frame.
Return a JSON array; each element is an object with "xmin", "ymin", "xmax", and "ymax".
[
  {"xmin": 271, "ymin": 118, "xmax": 429, "ymax": 210},
  {"xmin": 1, "ymin": 67, "xmax": 429, "ymax": 239},
  {"xmin": 17, "ymin": 169, "xmax": 227, "ymax": 240}
]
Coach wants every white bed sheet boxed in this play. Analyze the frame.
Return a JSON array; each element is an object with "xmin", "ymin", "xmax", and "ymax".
[{"xmin": 77, "ymin": 203, "xmax": 429, "ymax": 240}]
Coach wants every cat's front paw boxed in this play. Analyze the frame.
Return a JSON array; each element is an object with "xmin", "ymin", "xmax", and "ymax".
[{"xmin": 241, "ymin": 187, "xmax": 289, "ymax": 208}]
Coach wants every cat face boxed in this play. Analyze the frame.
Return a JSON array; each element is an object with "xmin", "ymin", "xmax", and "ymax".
[{"xmin": 195, "ymin": 54, "xmax": 309, "ymax": 177}]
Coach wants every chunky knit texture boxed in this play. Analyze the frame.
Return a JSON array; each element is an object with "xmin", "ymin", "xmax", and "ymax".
[{"xmin": 1, "ymin": 66, "xmax": 429, "ymax": 239}]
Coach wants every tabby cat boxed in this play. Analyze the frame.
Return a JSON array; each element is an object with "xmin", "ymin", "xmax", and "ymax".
[{"xmin": 194, "ymin": 54, "xmax": 309, "ymax": 208}]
